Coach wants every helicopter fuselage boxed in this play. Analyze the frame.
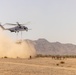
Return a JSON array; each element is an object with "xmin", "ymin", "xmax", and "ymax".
[{"xmin": 8, "ymin": 26, "xmax": 28, "ymax": 32}]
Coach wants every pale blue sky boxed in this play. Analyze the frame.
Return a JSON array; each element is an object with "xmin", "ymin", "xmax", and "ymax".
[{"xmin": 0, "ymin": 0, "xmax": 76, "ymax": 44}]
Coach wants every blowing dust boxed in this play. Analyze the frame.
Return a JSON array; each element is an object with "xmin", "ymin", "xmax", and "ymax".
[{"xmin": 0, "ymin": 28, "xmax": 36, "ymax": 58}]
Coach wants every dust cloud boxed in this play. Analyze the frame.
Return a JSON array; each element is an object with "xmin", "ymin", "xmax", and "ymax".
[{"xmin": 0, "ymin": 28, "xmax": 36, "ymax": 58}]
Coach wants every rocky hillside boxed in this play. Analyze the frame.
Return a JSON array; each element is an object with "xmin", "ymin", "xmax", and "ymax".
[
  {"xmin": 26, "ymin": 39, "xmax": 76, "ymax": 55},
  {"xmin": 34, "ymin": 39, "xmax": 76, "ymax": 55}
]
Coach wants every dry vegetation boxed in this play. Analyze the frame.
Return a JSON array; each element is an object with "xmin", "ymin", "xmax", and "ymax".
[{"xmin": 0, "ymin": 56, "xmax": 76, "ymax": 75}]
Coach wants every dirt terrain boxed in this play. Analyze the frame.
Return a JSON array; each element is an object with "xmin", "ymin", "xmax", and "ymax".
[{"xmin": 0, "ymin": 57, "xmax": 76, "ymax": 75}]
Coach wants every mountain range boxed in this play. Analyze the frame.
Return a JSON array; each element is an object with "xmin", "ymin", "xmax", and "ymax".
[{"xmin": 26, "ymin": 38, "xmax": 76, "ymax": 55}]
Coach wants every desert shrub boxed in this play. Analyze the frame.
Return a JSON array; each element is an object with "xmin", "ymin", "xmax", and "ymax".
[
  {"xmin": 4, "ymin": 56, "xmax": 8, "ymax": 58},
  {"xmin": 36, "ymin": 54, "xmax": 42, "ymax": 57},
  {"xmin": 36, "ymin": 54, "xmax": 51, "ymax": 57},
  {"xmin": 60, "ymin": 61, "xmax": 65, "ymax": 64},
  {"xmin": 17, "ymin": 57, "xmax": 20, "ymax": 58},
  {"xmin": 56, "ymin": 63, "xmax": 59, "ymax": 66}
]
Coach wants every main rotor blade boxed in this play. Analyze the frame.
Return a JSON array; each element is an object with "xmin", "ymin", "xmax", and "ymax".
[
  {"xmin": 20, "ymin": 21, "xmax": 31, "ymax": 25},
  {"xmin": 4, "ymin": 23, "xmax": 17, "ymax": 25},
  {"xmin": 4, "ymin": 21, "xmax": 30, "ymax": 26}
]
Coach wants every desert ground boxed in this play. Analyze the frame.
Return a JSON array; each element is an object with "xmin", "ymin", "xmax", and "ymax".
[{"xmin": 0, "ymin": 57, "xmax": 76, "ymax": 75}]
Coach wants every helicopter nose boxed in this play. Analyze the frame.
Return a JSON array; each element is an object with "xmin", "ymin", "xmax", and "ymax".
[{"xmin": 24, "ymin": 27, "xmax": 28, "ymax": 31}]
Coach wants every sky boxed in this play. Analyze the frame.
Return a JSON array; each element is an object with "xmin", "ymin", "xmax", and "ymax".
[{"xmin": 0, "ymin": 0, "xmax": 76, "ymax": 44}]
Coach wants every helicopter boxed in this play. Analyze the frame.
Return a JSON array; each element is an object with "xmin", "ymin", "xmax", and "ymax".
[{"xmin": 0, "ymin": 22, "xmax": 30, "ymax": 33}]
